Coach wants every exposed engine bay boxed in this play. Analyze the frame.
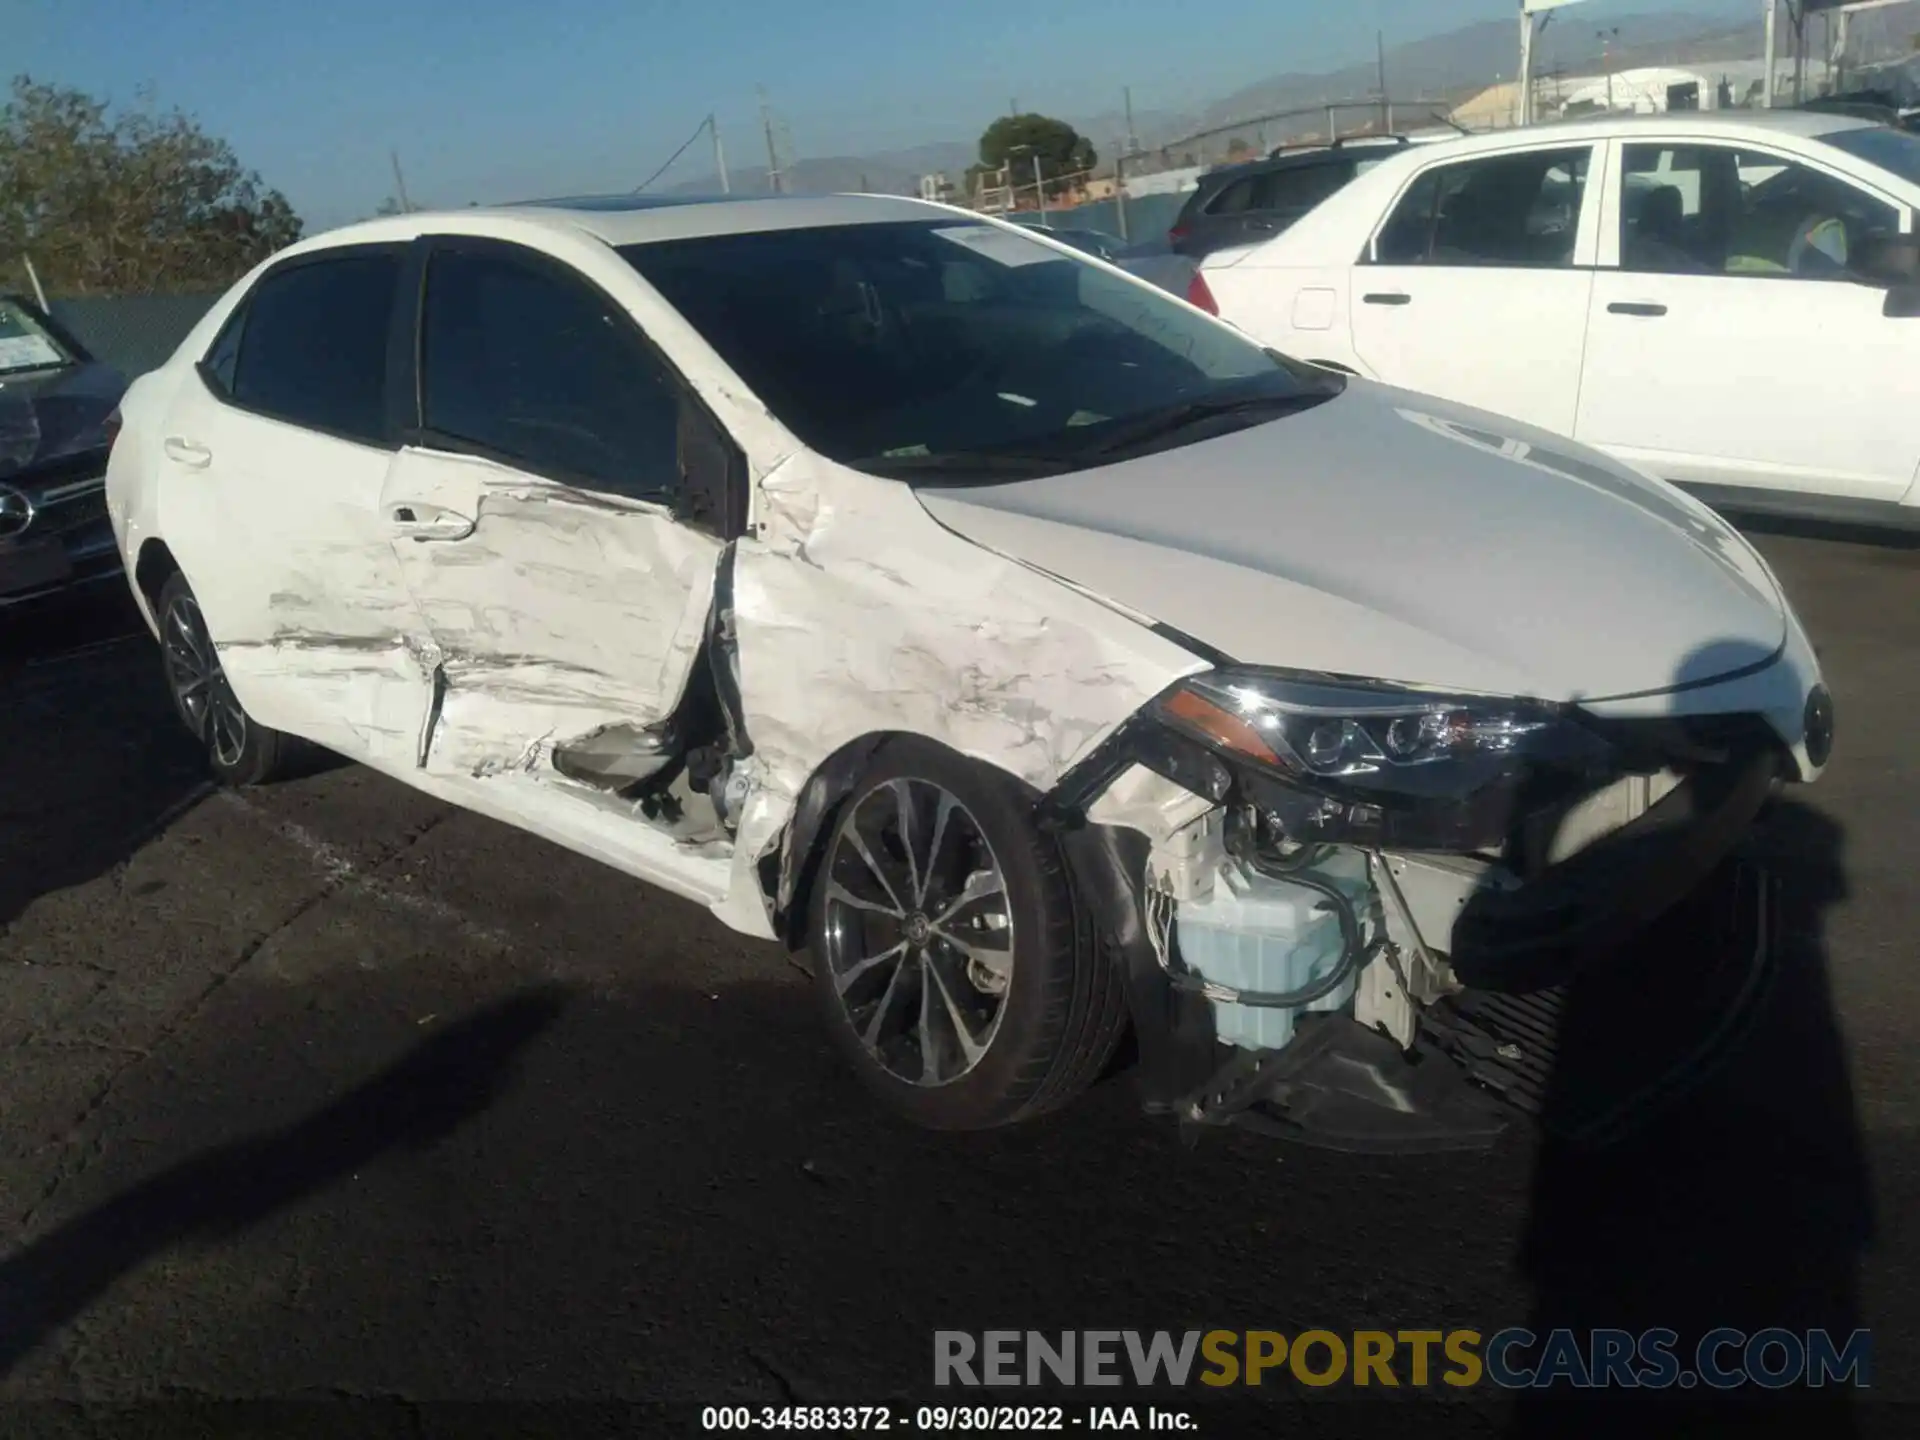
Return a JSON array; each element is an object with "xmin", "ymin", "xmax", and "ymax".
[
  {"xmin": 1054, "ymin": 712, "xmax": 1783, "ymax": 1151},
  {"xmin": 1139, "ymin": 766, "xmax": 1690, "ymax": 1063}
]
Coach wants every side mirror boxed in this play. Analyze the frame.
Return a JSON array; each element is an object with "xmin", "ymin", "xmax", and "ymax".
[
  {"xmin": 1885, "ymin": 283, "xmax": 1920, "ymax": 319},
  {"xmin": 1851, "ymin": 231, "xmax": 1920, "ymax": 287}
]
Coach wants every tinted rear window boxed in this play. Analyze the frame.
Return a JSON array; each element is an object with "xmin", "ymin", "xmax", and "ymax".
[
  {"xmin": 1264, "ymin": 162, "xmax": 1357, "ymax": 211},
  {"xmin": 229, "ymin": 253, "xmax": 398, "ymax": 443},
  {"xmin": 1820, "ymin": 124, "xmax": 1920, "ymax": 187}
]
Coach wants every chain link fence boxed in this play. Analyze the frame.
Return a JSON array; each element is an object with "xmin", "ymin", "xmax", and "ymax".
[
  {"xmin": 1043, "ymin": 192, "xmax": 1189, "ymax": 248},
  {"xmin": 45, "ymin": 292, "xmax": 223, "ymax": 378}
]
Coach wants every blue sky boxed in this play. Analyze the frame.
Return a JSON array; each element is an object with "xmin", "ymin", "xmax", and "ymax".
[{"xmin": 11, "ymin": 0, "xmax": 1748, "ymax": 228}]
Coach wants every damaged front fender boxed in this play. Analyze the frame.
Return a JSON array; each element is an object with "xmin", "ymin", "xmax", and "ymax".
[{"xmin": 709, "ymin": 449, "xmax": 1210, "ymax": 942}]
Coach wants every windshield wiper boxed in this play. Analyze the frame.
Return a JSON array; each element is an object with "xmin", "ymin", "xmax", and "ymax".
[
  {"xmin": 1081, "ymin": 391, "xmax": 1333, "ymax": 459},
  {"xmin": 856, "ymin": 450, "xmax": 1070, "ymax": 479}
]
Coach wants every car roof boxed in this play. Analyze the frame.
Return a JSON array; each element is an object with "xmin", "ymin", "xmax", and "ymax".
[
  {"xmin": 1204, "ymin": 145, "xmax": 1380, "ymax": 182},
  {"xmin": 1380, "ymin": 108, "xmax": 1880, "ymax": 160},
  {"xmin": 283, "ymin": 192, "xmax": 971, "ymax": 257}
]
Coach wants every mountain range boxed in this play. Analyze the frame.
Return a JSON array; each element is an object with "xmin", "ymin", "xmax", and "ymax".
[{"xmin": 656, "ymin": 2, "xmax": 1802, "ymax": 198}]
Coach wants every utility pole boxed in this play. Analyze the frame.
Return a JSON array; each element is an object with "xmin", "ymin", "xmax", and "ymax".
[
  {"xmin": 758, "ymin": 87, "xmax": 783, "ymax": 194},
  {"xmin": 1519, "ymin": 6, "xmax": 1535, "ymax": 126},
  {"xmin": 1377, "ymin": 31, "xmax": 1391, "ymax": 133},
  {"xmin": 1113, "ymin": 138, "xmax": 1129, "ymax": 242},
  {"xmin": 1123, "ymin": 86, "xmax": 1138, "ymax": 154},
  {"xmin": 1781, "ymin": 1, "xmax": 1797, "ymax": 105},
  {"xmin": 710, "ymin": 114, "xmax": 730, "ymax": 194},
  {"xmin": 1764, "ymin": 0, "xmax": 1778, "ymax": 107},
  {"xmin": 1832, "ymin": 5, "xmax": 1850, "ymax": 95},
  {"xmin": 1033, "ymin": 152, "xmax": 1047, "ymax": 224},
  {"xmin": 1516, "ymin": 1, "xmax": 1566, "ymax": 128},
  {"xmin": 389, "ymin": 150, "xmax": 414, "ymax": 212}
]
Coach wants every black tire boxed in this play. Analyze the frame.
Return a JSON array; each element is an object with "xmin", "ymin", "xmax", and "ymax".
[
  {"xmin": 808, "ymin": 735, "xmax": 1129, "ymax": 1131},
  {"xmin": 155, "ymin": 571, "xmax": 289, "ymax": 787}
]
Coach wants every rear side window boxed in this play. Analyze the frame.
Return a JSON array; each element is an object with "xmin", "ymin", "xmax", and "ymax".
[
  {"xmin": 225, "ymin": 253, "xmax": 399, "ymax": 444},
  {"xmin": 1370, "ymin": 147, "xmax": 1592, "ymax": 267},
  {"xmin": 1261, "ymin": 163, "xmax": 1354, "ymax": 214},
  {"xmin": 419, "ymin": 246, "xmax": 684, "ymax": 503},
  {"xmin": 1207, "ymin": 176, "xmax": 1261, "ymax": 215}
]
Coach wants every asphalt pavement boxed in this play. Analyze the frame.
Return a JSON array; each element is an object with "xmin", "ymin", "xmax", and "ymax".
[{"xmin": 1, "ymin": 523, "xmax": 1917, "ymax": 1435}]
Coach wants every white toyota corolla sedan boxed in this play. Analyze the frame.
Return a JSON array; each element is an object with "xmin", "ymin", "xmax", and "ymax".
[{"xmin": 105, "ymin": 193, "xmax": 1833, "ymax": 1140}]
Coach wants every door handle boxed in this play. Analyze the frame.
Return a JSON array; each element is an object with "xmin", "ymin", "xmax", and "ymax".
[
  {"xmin": 163, "ymin": 436, "xmax": 212, "ymax": 468},
  {"xmin": 1363, "ymin": 292, "xmax": 1412, "ymax": 305},
  {"xmin": 388, "ymin": 505, "xmax": 476, "ymax": 542},
  {"xmin": 1246, "ymin": 218, "xmax": 1278, "ymax": 233},
  {"xmin": 1608, "ymin": 302, "xmax": 1668, "ymax": 317}
]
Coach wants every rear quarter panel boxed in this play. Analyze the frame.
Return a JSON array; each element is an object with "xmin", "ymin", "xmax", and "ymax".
[
  {"xmin": 105, "ymin": 272, "xmax": 259, "ymax": 634},
  {"xmin": 1199, "ymin": 158, "xmax": 1425, "ymax": 372}
]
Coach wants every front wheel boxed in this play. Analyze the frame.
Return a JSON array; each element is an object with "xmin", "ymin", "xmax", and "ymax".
[
  {"xmin": 157, "ymin": 571, "xmax": 289, "ymax": 787},
  {"xmin": 808, "ymin": 737, "xmax": 1129, "ymax": 1131}
]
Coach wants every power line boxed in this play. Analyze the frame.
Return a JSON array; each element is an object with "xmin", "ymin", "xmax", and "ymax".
[{"xmin": 634, "ymin": 115, "xmax": 718, "ymax": 194}]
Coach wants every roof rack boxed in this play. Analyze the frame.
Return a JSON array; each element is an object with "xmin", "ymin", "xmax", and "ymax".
[{"xmin": 1267, "ymin": 133, "xmax": 1412, "ymax": 159}]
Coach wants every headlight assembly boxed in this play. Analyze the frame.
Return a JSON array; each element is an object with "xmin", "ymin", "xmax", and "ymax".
[{"xmin": 1149, "ymin": 669, "xmax": 1619, "ymax": 850}]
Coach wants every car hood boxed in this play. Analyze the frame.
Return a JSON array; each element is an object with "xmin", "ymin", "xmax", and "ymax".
[
  {"xmin": 0, "ymin": 361, "xmax": 128, "ymax": 483},
  {"xmin": 913, "ymin": 379, "xmax": 1787, "ymax": 704}
]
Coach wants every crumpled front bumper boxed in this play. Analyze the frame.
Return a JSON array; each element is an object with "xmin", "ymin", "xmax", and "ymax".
[
  {"xmin": 1043, "ymin": 656, "xmax": 1817, "ymax": 1147},
  {"xmin": 1581, "ymin": 586, "xmax": 1831, "ymax": 784},
  {"xmin": 1444, "ymin": 744, "xmax": 1779, "ymax": 993}
]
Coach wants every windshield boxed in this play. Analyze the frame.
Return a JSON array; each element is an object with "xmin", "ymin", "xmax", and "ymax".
[
  {"xmin": 1820, "ymin": 125, "xmax": 1920, "ymax": 187},
  {"xmin": 620, "ymin": 219, "xmax": 1333, "ymax": 478},
  {"xmin": 0, "ymin": 298, "xmax": 77, "ymax": 377}
]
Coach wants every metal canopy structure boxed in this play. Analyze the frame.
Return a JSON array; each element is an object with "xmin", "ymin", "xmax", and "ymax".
[
  {"xmin": 1518, "ymin": 0, "xmax": 1913, "ymax": 121},
  {"xmin": 1764, "ymin": 0, "xmax": 1912, "ymax": 109},
  {"xmin": 1517, "ymin": 0, "xmax": 1593, "ymax": 127}
]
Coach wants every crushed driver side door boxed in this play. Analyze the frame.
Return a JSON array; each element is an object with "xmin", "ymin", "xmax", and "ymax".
[{"xmin": 379, "ymin": 235, "xmax": 745, "ymax": 787}]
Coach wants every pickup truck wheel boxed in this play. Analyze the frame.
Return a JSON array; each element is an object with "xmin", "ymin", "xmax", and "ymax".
[
  {"xmin": 809, "ymin": 737, "xmax": 1128, "ymax": 1130},
  {"xmin": 157, "ymin": 572, "xmax": 289, "ymax": 787}
]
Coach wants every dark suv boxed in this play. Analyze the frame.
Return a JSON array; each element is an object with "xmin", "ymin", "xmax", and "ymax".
[{"xmin": 1167, "ymin": 137, "xmax": 1414, "ymax": 259}]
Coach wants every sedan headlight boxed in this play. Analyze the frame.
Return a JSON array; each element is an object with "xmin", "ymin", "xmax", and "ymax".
[{"xmin": 1151, "ymin": 669, "xmax": 1618, "ymax": 849}]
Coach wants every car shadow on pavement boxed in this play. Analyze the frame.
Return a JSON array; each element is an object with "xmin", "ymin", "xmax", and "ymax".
[
  {"xmin": 1503, "ymin": 641, "xmax": 1872, "ymax": 1428},
  {"xmin": 0, "ymin": 985, "xmax": 568, "ymax": 1379},
  {"xmin": 0, "ymin": 589, "xmax": 221, "ymax": 934}
]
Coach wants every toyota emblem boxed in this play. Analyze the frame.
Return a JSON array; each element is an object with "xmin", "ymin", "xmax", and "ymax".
[{"xmin": 0, "ymin": 484, "xmax": 33, "ymax": 541}]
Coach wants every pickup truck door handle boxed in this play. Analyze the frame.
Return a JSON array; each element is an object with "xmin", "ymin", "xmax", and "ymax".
[
  {"xmin": 1363, "ymin": 292, "xmax": 1412, "ymax": 305},
  {"xmin": 1608, "ymin": 301, "xmax": 1668, "ymax": 317},
  {"xmin": 389, "ymin": 504, "xmax": 476, "ymax": 542},
  {"xmin": 162, "ymin": 436, "xmax": 212, "ymax": 468}
]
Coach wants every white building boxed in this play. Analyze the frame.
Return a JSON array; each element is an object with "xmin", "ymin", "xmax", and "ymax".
[
  {"xmin": 1451, "ymin": 59, "xmax": 1790, "ymax": 131},
  {"xmin": 1122, "ymin": 165, "xmax": 1206, "ymax": 198},
  {"xmin": 1556, "ymin": 63, "xmax": 1778, "ymax": 116}
]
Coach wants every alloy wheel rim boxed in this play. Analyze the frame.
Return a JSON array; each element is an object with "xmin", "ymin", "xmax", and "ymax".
[
  {"xmin": 820, "ymin": 778, "xmax": 1014, "ymax": 1088},
  {"xmin": 162, "ymin": 593, "xmax": 247, "ymax": 768}
]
